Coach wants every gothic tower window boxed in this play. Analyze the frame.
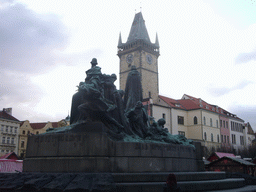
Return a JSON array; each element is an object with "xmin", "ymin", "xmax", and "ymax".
[{"xmin": 194, "ymin": 116, "xmax": 197, "ymax": 125}]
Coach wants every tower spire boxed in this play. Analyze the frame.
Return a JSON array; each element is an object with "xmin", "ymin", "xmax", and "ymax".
[
  {"xmin": 127, "ymin": 12, "xmax": 151, "ymax": 43},
  {"xmin": 118, "ymin": 32, "xmax": 122, "ymax": 48},
  {"xmin": 155, "ymin": 33, "xmax": 159, "ymax": 48}
]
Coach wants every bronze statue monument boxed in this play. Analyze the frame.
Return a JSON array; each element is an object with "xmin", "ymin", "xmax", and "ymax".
[{"xmin": 62, "ymin": 58, "xmax": 192, "ymax": 146}]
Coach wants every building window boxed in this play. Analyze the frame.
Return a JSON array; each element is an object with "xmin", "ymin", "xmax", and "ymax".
[
  {"xmin": 7, "ymin": 137, "xmax": 10, "ymax": 144},
  {"xmin": 162, "ymin": 113, "xmax": 166, "ymax": 119},
  {"xmin": 232, "ymin": 134, "xmax": 236, "ymax": 144},
  {"xmin": 221, "ymin": 135, "xmax": 223, "ymax": 143},
  {"xmin": 23, "ymin": 130, "xmax": 25, "ymax": 134},
  {"xmin": 240, "ymin": 136, "xmax": 244, "ymax": 145},
  {"xmin": 1, "ymin": 125, "xmax": 4, "ymax": 132},
  {"xmin": 203, "ymin": 117, "xmax": 206, "ymax": 125},
  {"xmin": 210, "ymin": 118, "xmax": 212, "ymax": 127},
  {"xmin": 204, "ymin": 132, "xmax": 207, "ymax": 141},
  {"xmin": 227, "ymin": 136, "xmax": 229, "ymax": 144},
  {"xmin": 223, "ymin": 121, "xmax": 225, "ymax": 128},
  {"xmin": 2, "ymin": 137, "xmax": 5, "ymax": 144},
  {"xmin": 216, "ymin": 120, "xmax": 218, "ymax": 128},
  {"xmin": 21, "ymin": 141, "xmax": 25, "ymax": 148},
  {"xmin": 217, "ymin": 135, "xmax": 219, "ymax": 143},
  {"xmin": 224, "ymin": 135, "xmax": 226, "ymax": 143},
  {"xmin": 6, "ymin": 150, "xmax": 9, "ymax": 153},
  {"xmin": 193, "ymin": 116, "xmax": 198, "ymax": 125},
  {"xmin": 36, "ymin": 131, "xmax": 39, "ymax": 134},
  {"xmin": 211, "ymin": 133, "xmax": 213, "ymax": 142},
  {"xmin": 226, "ymin": 121, "xmax": 228, "ymax": 128},
  {"xmin": 178, "ymin": 131, "xmax": 185, "ymax": 136},
  {"xmin": 15, "ymin": 127, "xmax": 17, "ymax": 133},
  {"xmin": 178, "ymin": 116, "xmax": 184, "ymax": 125},
  {"xmin": 10, "ymin": 127, "xmax": 13, "ymax": 132},
  {"xmin": 220, "ymin": 120, "xmax": 222, "ymax": 127},
  {"xmin": 28, "ymin": 131, "xmax": 30, "ymax": 135},
  {"xmin": 11, "ymin": 138, "xmax": 14, "ymax": 144},
  {"xmin": 5, "ymin": 126, "xmax": 8, "ymax": 132}
]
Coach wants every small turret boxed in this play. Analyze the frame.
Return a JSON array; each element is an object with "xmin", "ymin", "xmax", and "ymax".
[
  {"xmin": 118, "ymin": 32, "xmax": 122, "ymax": 48},
  {"xmin": 155, "ymin": 33, "xmax": 159, "ymax": 48}
]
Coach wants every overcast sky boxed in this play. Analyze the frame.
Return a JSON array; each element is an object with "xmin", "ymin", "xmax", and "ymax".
[{"xmin": 1, "ymin": 0, "xmax": 256, "ymax": 130}]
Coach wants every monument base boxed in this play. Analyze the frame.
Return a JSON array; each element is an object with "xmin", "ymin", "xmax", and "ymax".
[{"xmin": 23, "ymin": 122, "xmax": 203, "ymax": 173}]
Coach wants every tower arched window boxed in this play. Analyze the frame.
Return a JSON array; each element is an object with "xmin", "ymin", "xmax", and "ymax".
[
  {"xmin": 204, "ymin": 132, "xmax": 207, "ymax": 141},
  {"xmin": 194, "ymin": 116, "xmax": 198, "ymax": 125},
  {"xmin": 210, "ymin": 118, "xmax": 212, "ymax": 127},
  {"xmin": 203, "ymin": 117, "xmax": 206, "ymax": 125}
]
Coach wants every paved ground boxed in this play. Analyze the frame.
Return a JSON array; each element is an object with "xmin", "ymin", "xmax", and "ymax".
[{"xmin": 207, "ymin": 185, "xmax": 256, "ymax": 192}]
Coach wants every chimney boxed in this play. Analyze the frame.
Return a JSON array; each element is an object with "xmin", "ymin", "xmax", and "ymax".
[{"xmin": 3, "ymin": 108, "xmax": 12, "ymax": 116}]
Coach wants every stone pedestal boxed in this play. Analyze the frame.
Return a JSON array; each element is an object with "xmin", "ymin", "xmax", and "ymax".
[{"xmin": 23, "ymin": 122, "xmax": 201, "ymax": 173}]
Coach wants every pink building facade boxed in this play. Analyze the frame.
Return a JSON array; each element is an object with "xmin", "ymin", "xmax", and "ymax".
[{"xmin": 220, "ymin": 115, "xmax": 231, "ymax": 150}]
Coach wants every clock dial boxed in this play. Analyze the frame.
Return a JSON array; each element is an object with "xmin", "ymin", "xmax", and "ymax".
[
  {"xmin": 126, "ymin": 54, "xmax": 133, "ymax": 64},
  {"xmin": 146, "ymin": 54, "xmax": 153, "ymax": 64}
]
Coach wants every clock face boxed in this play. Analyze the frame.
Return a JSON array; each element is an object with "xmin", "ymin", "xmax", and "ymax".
[
  {"xmin": 126, "ymin": 54, "xmax": 133, "ymax": 64},
  {"xmin": 146, "ymin": 54, "xmax": 153, "ymax": 64}
]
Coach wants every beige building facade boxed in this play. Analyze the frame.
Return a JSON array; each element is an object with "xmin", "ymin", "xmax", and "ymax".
[
  {"xmin": 0, "ymin": 108, "xmax": 20, "ymax": 157},
  {"xmin": 18, "ymin": 121, "xmax": 59, "ymax": 158}
]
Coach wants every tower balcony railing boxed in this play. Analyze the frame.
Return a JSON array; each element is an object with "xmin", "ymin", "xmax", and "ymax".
[{"xmin": 118, "ymin": 40, "xmax": 159, "ymax": 55}]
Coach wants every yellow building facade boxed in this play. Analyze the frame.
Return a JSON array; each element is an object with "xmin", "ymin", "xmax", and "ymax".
[{"xmin": 18, "ymin": 121, "xmax": 60, "ymax": 158}]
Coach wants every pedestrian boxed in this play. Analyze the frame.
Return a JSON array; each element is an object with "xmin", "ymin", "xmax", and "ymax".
[{"xmin": 163, "ymin": 173, "xmax": 181, "ymax": 192}]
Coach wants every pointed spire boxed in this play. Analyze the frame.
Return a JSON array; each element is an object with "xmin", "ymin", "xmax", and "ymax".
[
  {"xmin": 118, "ymin": 32, "xmax": 122, "ymax": 48},
  {"xmin": 127, "ymin": 12, "xmax": 151, "ymax": 43},
  {"xmin": 155, "ymin": 33, "xmax": 159, "ymax": 48}
]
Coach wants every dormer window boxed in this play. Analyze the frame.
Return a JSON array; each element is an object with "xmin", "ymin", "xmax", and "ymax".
[{"xmin": 206, "ymin": 105, "xmax": 209, "ymax": 109}]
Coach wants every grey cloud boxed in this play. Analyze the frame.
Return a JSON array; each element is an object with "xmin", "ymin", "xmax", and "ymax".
[
  {"xmin": 207, "ymin": 80, "xmax": 253, "ymax": 97},
  {"xmin": 0, "ymin": 1, "xmax": 68, "ymax": 121},
  {"xmin": 0, "ymin": 71, "xmax": 43, "ymax": 104},
  {"xmin": 235, "ymin": 51, "xmax": 256, "ymax": 64},
  {"xmin": 229, "ymin": 105, "xmax": 256, "ymax": 131},
  {"xmin": 0, "ymin": 2, "xmax": 69, "ymax": 74},
  {"xmin": 207, "ymin": 87, "xmax": 230, "ymax": 97},
  {"xmin": 0, "ymin": 1, "xmax": 104, "ymax": 122},
  {"xmin": 0, "ymin": 0, "xmax": 14, "ymax": 5}
]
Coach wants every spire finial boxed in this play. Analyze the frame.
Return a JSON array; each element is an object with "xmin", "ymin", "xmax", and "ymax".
[{"xmin": 140, "ymin": 2, "xmax": 142, "ymax": 12}]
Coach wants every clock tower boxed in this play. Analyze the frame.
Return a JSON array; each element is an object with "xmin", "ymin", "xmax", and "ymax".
[{"xmin": 117, "ymin": 12, "xmax": 160, "ymax": 101}]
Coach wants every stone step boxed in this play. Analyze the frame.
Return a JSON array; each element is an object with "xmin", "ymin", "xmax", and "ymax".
[
  {"xmin": 112, "ymin": 171, "xmax": 227, "ymax": 183},
  {"xmin": 206, "ymin": 185, "xmax": 256, "ymax": 192},
  {"xmin": 115, "ymin": 178, "xmax": 246, "ymax": 192},
  {"xmin": 178, "ymin": 178, "xmax": 245, "ymax": 191}
]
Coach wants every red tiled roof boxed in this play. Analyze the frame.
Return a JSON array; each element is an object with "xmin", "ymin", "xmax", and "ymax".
[
  {"xmin": 0, "ymin": 111, "xmax": 19, "ymax": 121},
  {"xmin": 52, "ymin": 122, "xmax": 58, "ymax": 128},
  {"xmin": 177, "ymin": 99, "xmax": 200, "ymax": 110},
  {"xmin": 30, "ymin": 123, "xmax": 47, "ymax": 129},
  {"xmin": 158, "ymin": 95, "xmax": 185, "ymax": 109},
  {"xmin": 181, "ymin": 94, "xmax": 244, "ymax": 121},
  {"xmin": 0, "ymin": 152, "xmax": 18, "ymax": 160},
  {"xmin": 159, "ymin": 94, "xmax": 244, "ymax": 122}
]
